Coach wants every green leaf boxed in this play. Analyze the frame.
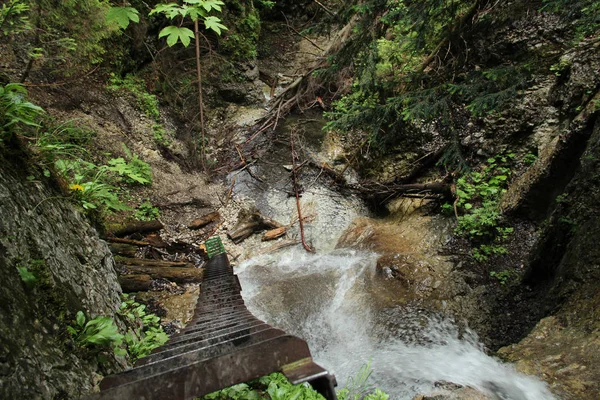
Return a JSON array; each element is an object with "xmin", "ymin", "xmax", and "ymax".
[
  {"xmin": 150, "ymin": 3, "xmax": 183, "ymax": 19},
  {"xmin": 106, "ymin": 7, "xmax": 140, "ymax": 30},
  {"xmin": 17, "ymin": 266, "xmax": 38, "ymax": 287},
  {"xmin": 203, "ymin": 16, "xmax": 227, "ymax": 35},
  {"xmin": 76, "ymin": 311, "xmax": 86, "ymax": 327},
  {"xmin": 158, "ymin": 25, "xmax": 195, "ymax": 47},
  {"xmin": 186, "ymin": 0, "xmax": 224, "ymax": 12},
  {"xmin": 464, "ymin": 203, "xmax": 473, "ymax": 210}
]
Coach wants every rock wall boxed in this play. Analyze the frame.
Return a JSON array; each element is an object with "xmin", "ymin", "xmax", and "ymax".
[{"xmin": 0, "ymin": 147, "xmax": 122, "ymax": 399}]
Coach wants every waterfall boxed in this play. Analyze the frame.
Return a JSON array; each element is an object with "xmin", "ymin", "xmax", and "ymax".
[{"xmin": 236, "ymin": 249, "xmax": 556, "ymax": 400}]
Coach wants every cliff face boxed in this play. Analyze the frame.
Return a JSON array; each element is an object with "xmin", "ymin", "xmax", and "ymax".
[{"xmin": 0, "ymin": 147, "xmax": 122, "ymax": 399}]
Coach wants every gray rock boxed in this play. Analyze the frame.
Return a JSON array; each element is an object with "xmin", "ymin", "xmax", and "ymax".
[{"xmin": 0, "ymin": 152, "xmax": 122, "ymax": 399}]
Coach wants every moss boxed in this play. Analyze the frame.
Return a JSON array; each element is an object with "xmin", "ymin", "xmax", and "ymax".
[{"xmin": 222, "ymin": 1, "xmax": 261, "ymax": 61}]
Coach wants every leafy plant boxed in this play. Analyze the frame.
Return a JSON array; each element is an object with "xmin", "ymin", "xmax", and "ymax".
[
  {"xmin": 523, "ymin": 152, "xmax": 537, "ymax": 165},
  {"xmin": 490, "ymin": 270, "xmax": 513, "ymax": 286},
  {"xmin": 68, "ymin": 311, "xmax": 124, "ymax": 354},
  {"xmin": 202, "ymin": 372, "xmax": 326, "ymax": 400},
  {"xmin": 106, "ymin": 6, "xmax": 140, "ymax": 30},
  {"xmin": 118, "ymin": 295, "xmax": 168, "ymax": 362},
  {"xmin": 17, "ymin": 265, "xmax": 38, "ymax": 288},
  {"xmin": 0, "ymin": 0, "xmax": 31, "ymax": 36},
  {"xmin": 451, "ymin": 154, "xmax": 515, "ymax": 262},
  {"xmin": 107, "ymin": 74, "xmax": 160, "ymax": 121},
  {"xmin": 337, "ymin": 362, "xmax": 375, "ymax": 400},
  {"xmin": 0, "ymin": 83, "xmax": 43, "ymax": 142},
  {"xmin": 134, "ymin": 200, "xmax": 160, "ymax": 221},
  {"xmin": 107, "ymin": 157, "xmax": 152, "ymax": 185},
  {"xmin": 150, "ymin": 0, "xmax": 227, "ymax": 167}
]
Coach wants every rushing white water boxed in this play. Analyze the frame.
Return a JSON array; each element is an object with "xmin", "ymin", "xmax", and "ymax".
[{"xmin": 236, "ymin": 249, "xmax": 556, "ymax": 400}]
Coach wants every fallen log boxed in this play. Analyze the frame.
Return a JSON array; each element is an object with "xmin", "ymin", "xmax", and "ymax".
[
  {"xmin": 119, "ymin": 274, "xmax": 153, "ymax": 292},
  {"xmin": 227, "ymin": 211, "xmax": 284, "ymax": 243},
  {"xmin": 115, "ymin": 257, "xmax": 194, "ymax": 268},
  {"xmin": 228, "ymin": 220, "xmax": 260, "ymax": 243},
  {"xmin": 188, "ymin": 212, "xmax": 220, "ymax": 230},
  {"xmin": 357, "ymin": 181, "xmax": 454, "ymax": 205},
  {"xmin": 262, "ymin": 227, "xmax": 287, "ymax": 241},
  {"xmin": 104, "ymin": 237, "xmax": 150, "ymax": 246},
  {"xmin": 108, "ymin": 220, "xmax": 164, "ymax": 237},
  {"xmin": 109, "ymin": 243, "xmax": 139, "ymax": 258},
  {"xmin": 119, "ymin": 265, "xmax": 203, "ymax": 284}
]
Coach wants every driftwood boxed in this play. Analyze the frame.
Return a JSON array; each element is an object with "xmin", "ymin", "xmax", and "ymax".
[
  {"xmin": 119, "ymin": 274, "xmax": 153, "ymax": 292},
  {"xmin": 227, "ymin": 212, "xmax": 284, "ymax": 243},
  {"xmin": 188, "ymin": 212, "xmax": 220, "ymax": 230},
  {"xmin": 119, "ymin": 265, "xmax": 203, "ymax": 284},
  {"xmin": 109, "ymin": 243, "xmax": 139, "ymax": 257},
  {"xmin": 262, "ymin": 227, "xmax": 287, "ymax": 241},
  {"xmin": 108, "ymin": 220, "xmax": 164, "ymax": 237},
  {"xmin": 144, "ymin": 233, "xmax": 168, "ymax": 248},
  {"xmin": 357, "ymin": 181, "xmax": 454, "ymax": 205},
  {"xmin": 290, "ymin": 132, "xmax": 313, "ymax": 252},
  {"xmin": 104, "ymin": 237, "xmax": 150, "ymax": 246},
  {"xmin": 116, "ymin": 257, "xmax": 194, "ymax": 269}
]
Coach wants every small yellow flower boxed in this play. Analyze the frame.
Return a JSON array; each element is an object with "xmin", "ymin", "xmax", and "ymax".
[{"xmin": 69, "ymin": 184, "xmax": 85, "ymax": 192}]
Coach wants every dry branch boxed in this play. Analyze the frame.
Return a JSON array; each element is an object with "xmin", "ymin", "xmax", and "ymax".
[{"xmin": 188, "ymin": 212, "xmax": 220, "ymax": 230}]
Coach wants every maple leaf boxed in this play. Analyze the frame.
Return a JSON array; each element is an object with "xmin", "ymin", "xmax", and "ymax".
[
  {"xmin": 159, "ymin": 26, "xmax": 195, "ymax": 47},
  {"xmin": 203, "ymin": 16, "xmax": 227, "ymax": 35},
  {"xmin": 106, "ymin": 7, "xmax": 140, "ymax": 30}
]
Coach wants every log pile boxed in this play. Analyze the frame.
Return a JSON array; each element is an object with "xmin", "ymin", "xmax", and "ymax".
[
  {"xmin": 104, "ymin": 219, "xmax": 205, "ymax": 293},
  {"xmin": 227, "ymin": 211, "xmax": 286, "ymax": 243}
]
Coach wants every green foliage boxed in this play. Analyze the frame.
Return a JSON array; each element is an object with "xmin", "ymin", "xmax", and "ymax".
[
  {"xmin": 108, "ymin": 74, "xmax": 160, "ymax": 121},
  {"xmin": 452, "ymin": 153, "xmax": 515, "ymax": 262},
  {"xmin": 17, "ymin": 265, "xmax": 39, "ymax": 288},
  {"xmin": 541, "ymin": 0, "xmax": 600, "ymax": 37},
  {"xmin": 0, "ymin": 83, "xmax": 44, "ymax": 142},
  {"xmin": 152, "ymin": 123, "xmax": 169, "ymax": 145},
  {"xmin": 150, "ymin": 0, "xmax": 227, "ymax": 48},
  {"xmin": 21, "ymin": 0, "xmax": 122, "ymax": 76},
  {"xmin": 555, "ymin": 193, "xmax": 569, "ymax": 204},
  {"xmin": 523, "ymin": 152, "xmax": 538, "ymax": 165},
  {"xmin": 321, "ymin": 0, "xmax": 536, "ymax": 156},
  {"xmin": 107, "ymin": 150, "xmax": 153, "ymax": 185},
  {"xmin": 118, "ymin": 295, "xmax": 168, "ymax": 363},
  {"xmin": 0, "ymin": 0, "xmax": 31, "ymax": 36},
  {"xmin": 68, "ymin": 311, "xmax": 124, "ymax": 355},
  {"xmin": 201, "ymin": 363, "xmax": 390, "ymax": 400},
  {"xmin": 106, "ymin": 6, "xmax": 140, "ymax": 30},
  {"xmin": 202, "ymin": 372, "xmax": 326, "ymax": 400},
  {"xmin": 337, "ymin": 362, "xmax": 375, "ymax": 400},
  {"xmin": 490, "ymin": 270, "xmax": 514, "ymax": 285},
  {"xmin": 220, "ymin": 3, "xmax": 261, "ymax": 61},
  {"xmin": 134, "ymin": 200, "xmax": 160, "ymax": 221},
  {"xmin": 54, "ymin": 159, "xmax": 130, "ymax": 212}
]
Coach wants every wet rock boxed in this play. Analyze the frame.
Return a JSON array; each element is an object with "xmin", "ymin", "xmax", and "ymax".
[
  {"xmin": 412, "ymin": 386, "xmax": 491, "ymax": 399},
  {"xmin": 0, "ymin": 151, "xmax": 122, "ymax": 398},
  {"xmin": 218, "ymin": 82, "xmax": 264, "ymax": 106}
]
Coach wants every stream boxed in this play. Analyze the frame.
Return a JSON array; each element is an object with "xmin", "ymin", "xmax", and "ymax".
[{"xmin": 227, "ymin": 116, "xmax": 556, "ymax": 399}]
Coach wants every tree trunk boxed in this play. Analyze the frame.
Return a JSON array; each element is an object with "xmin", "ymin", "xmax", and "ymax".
[{"xmin": 195, "ymin": 19, "xmax": 206, "ymax": 171}]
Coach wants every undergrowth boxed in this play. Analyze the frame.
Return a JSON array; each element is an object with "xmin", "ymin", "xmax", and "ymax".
[
  {"xmin": 1, "ymin": 83, "xmax": 153, "ymax": 217},
  {"xmin": 200, "ymin": 362, "xmax": 389, "ymax": 400},
  {"xmin": 445, "ymin": 153, "xmax": 515, "ymax": 262}
]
